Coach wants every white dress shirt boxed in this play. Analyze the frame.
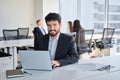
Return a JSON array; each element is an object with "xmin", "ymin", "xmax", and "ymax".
[
  {"xmin": 48, "ymin": 33, "xmax": 60, "ymax": 60},
  {"xmin": 39, "ymin": 27, "xmax": 46, "ymax": 35}
]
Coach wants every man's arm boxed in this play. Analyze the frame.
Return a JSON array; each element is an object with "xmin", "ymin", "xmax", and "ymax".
[{"xmin": 57, "ymin": 38, "xmax": 79, "ymax": 66}]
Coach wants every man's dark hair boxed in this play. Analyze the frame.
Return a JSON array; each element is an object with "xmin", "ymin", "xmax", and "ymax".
[{"xmin": 45, "ymin": 12, "xmax": 61, "ymax": 24}]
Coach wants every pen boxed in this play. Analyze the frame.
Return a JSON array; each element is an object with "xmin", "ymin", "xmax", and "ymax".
[
  {"xmin": 97, "ymin": 65, "xmax": 115, "ymax": 71},
  {"xmin": 23, "ymin": 71, "xmax": 32, "ymax": 75}
]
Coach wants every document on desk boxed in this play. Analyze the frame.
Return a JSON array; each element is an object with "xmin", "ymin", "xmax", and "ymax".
[{"xmin": 55, "ymin": 62, "xmax": 114, "ymax": 71}]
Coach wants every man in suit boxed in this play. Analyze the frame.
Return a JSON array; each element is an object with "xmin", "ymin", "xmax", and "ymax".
[
  {"xmin": 33, "ymin": 19, "xmax": 46, "ymax": 37},
  {"xmin": 34, "ymin": 13, "xmax": 79, "ymax": 68}
]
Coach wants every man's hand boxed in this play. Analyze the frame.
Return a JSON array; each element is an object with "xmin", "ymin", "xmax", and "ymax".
[{"xmin": 51, "ymin": 60, "xmax": 60, "ymax": 68}]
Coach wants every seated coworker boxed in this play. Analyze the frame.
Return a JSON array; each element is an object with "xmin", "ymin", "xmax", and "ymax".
[
  {"xmin": 67, "ymin": 21, "xmax": 72, "ymax": 33},
  {"xmin": 73, "ymin": 19, "xmax": 85, "ymax": 54},
  {"xmin": 73, "ymin": 19, "xmax": 85, "ymax": 45},
  {"xmin": 33, "ymin": 19, "xmax": 46, "ymax": 37},
  {"xmin": 34, "ymin": 13, "xmax": 79, "ymax": 68}
]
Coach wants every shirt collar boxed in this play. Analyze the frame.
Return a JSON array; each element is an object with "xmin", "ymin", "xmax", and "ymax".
[{"xmin": 39, "ymin": 26, "xmax": 42, "ymax": 29}]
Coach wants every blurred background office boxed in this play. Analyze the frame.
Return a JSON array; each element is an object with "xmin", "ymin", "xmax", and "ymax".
[{"xmin": 0, "ymin": 0, "xmax": 120, "ymax": 58}]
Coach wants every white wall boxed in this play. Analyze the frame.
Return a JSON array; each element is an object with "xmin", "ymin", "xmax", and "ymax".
[
  {"xmin": 0, "ymin": 0, "xmax": 79, "ymax": 36},
  {"xmin": 42, "ymin": 0, "xmax": 59, "ymax": 32},
  {"xmin": 43, "ymin": 0, "xmax": 59, "ymax": 18},
  {"xmin": 35, "ymin": 0, "xmax": 59, "ymax": 32},
  {"xmin": 0, "ymin": 0, "xmax": 59, "ymax": 36},
  {"xmin": 35, "ymin": 0, "xmax": 59, "ymax": 21},
  {"xmin": 0, "ymin": 0, "xmax": 35, "ymax": 36},
  {"xmin": 35, "ymin": 0, "xmax": 43, "ymax": 21}
]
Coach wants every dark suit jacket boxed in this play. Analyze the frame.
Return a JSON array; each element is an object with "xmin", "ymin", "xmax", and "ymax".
[
  {"xmin": 34, "ymin": 33, "xmax": 79, "ymax": 66},
  {"xmin": 33, "ymin": 27, "xmax": 45, "ymax": 37}
]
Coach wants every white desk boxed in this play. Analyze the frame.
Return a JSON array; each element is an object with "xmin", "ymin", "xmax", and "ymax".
[
  {"xmin": 0, "ymin": 39, "xmax": 34, "ymax": 69},
  {"xmin": 3, "ymin": 55, "xmax": 120, "ymax": 80}
]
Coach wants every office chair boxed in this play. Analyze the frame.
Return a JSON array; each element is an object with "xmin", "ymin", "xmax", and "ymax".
[
  {"xmin": 77, "ymin": 29, "xmax": 94, "ymax": 55},
  {"xmin": 0, "ymin": 36, "xmax": 5, "ymax": 53},
  {"xmin": 3, "ymin": 29, "xmax": 19, "ymax": 40},
  {"xmin": 17, "ymin": 28, "xmax": 29, "ymax": 50},
  {"xmin": 18, "ymin": 28, "xmax": 29, "ymax": 39},
  {"xmin": 66, "ymin": 32, "xmax": 76, "ymax": 40},
  {"xmin": 3, "ymin": 29, "xmax": 19, "ymax": 53},
  {"xmin": 96, "ymin": 28, "xmax": 115, "ymax": 50}
]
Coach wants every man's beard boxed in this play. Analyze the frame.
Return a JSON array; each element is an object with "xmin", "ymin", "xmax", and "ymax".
[{"xmin": 48, "ymin": 30, "xmax": 59, "ymax": 37}]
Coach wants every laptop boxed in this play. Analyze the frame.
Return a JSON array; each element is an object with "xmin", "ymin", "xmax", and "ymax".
[{"xmin": 19, "ymin": 50, "xmax": 52, "ymax": 71}]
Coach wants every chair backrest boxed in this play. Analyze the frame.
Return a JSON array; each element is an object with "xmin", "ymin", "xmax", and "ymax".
[
  {"xmin": 66, "ymin": 32, "xmax": 76, "ymax": 40},
  {"xmin": 76, "ymin": 29, "xmax": 94, "ymax": 54},
  {"xmin": 3, "ymin": 29, "xmax": 19, "ymax": 40},
  {"xmin": 84, "ymin": 29, "xmax": 94, "ymax": 47},
  {"xmin": 18, "ymin": 28, "xmax": 29, "ymax": 39},
  {"xmin": 78, "ymin": 29, "xmax": 94, "ymax": 47},
  {"xmin": 102, "ymin": 28, "xmax": 115, "ymax": 43},
  {"xmin": 77, "ymin": 29, "xmax": 85, "ymax": 45}
]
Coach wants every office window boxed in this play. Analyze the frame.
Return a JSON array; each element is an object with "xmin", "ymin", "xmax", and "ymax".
[
  {"xmin": 80, "ymin": 0, "xmax": 120, "ymax": 33},
  {"xmin": 80, "ymin": 0, "xmax": 104, "ymax": 33},
  {"xmin": 94, "ymin": 23, "xmax": 104, "ymax": 34},
  {"xmin": 98, "ymin": 4, "xmax": 104, "ymax": 12},
  {"xmin": 109, "ymin": 23, "xmax": 120, "ymax": 29},
  {"xmin": 79, "ymin": 0, "xmax": 120, "ymax": 55},
  {"xmin": 109, "ymin": 15, "xmax": 120, "ymax": 21},
  {"xmin": 59, "ymin": 0, "xmax": 77, "ymax": 33},
  {"xmin": 117, "ymin": 39, "xmax": 120, "ymax": 45},
  {"xmin": 94, "ymin": 2, "xmax": 104, "ymax": 12},
  {"xmin": 109, "ymin": 5, "xmax": 120, "ymax": 12},
  {"xmin": 108, "ymin": 0, "xmax": 120, "ymax": 29},
  {"xmin": 94, "ymin": 13, "xmax": 104, "ymax": 21}
]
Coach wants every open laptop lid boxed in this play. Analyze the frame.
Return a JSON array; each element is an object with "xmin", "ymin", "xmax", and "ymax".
[{"xmin": 19, "ymin": 50, "xmax": 52, "ymax": 71}]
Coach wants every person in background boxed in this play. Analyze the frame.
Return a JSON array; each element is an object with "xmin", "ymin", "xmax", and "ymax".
[
  {"xmin": 73, "ymin": 19, "xmax": 85, "ymax": 55},
  {"xmin": 33, "ymin": 19, "xmax": 46, "ymax": 37},
  {"xmin": 67, "ymin": 21, "xmax": 72, "ymax": 33},
  {"xmin": 73, "ymin": 19, "xmax": 85, "ymax": 45},
  {"xmin": 34, "ymin": 13, "xmax": 79, "ymax": 68}
]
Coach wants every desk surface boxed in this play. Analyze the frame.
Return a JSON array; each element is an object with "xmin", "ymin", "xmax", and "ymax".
[
  {"xmin": 1, "ymin": 55, "xmax": 119, "ymax": 80},
  {"xmin": 0, "ymin": 39, "xmax": 34, "ymax": 48}
]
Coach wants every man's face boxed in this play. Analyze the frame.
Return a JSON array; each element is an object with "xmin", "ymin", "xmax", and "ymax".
[{"xmin": 47, "ymin": 20, "xmax": 61, "ymax": 37}]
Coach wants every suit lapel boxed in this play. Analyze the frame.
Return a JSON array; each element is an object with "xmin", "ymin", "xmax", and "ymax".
[
  {"xmin": 42, "ymin": 28, "xmax": 46, "ymax": 34},
  {"xmin": 36, "ymin": 27, "xmax": 44, "ymax": 35},
  {"xmin": 44, "ymin": 34, "xmax": 49, "ymax": 50},
  {"xmin": 39, "ymin": 28, "xmax": 44, "ymax": 35}
]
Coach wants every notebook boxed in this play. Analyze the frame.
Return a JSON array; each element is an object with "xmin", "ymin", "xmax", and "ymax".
[
  {"xmin": 6, "ymin": 69, "xmax": 24, "ymax": 78},
  {"xmin": 19, "ymin": 50, "xmax": 52, "ymax": 71}
]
